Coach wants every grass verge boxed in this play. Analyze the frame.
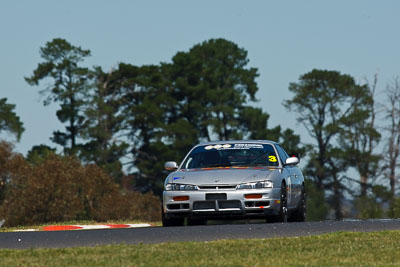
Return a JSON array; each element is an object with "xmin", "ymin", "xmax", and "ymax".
[{"xmin": 1, "ymin": 230, "xmax": 400, "ymax": 266}]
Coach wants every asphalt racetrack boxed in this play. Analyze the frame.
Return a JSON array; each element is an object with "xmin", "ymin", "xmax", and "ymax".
[{"xmin": 1, "ymin": 219, "xmax": 400, "ymax": 249}]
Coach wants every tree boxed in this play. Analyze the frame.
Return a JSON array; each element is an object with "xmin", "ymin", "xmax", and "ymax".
[
  {"xmin": 285, "ymin": 69, "xmax": 373, "ymax": 219},
  {"xmin": 119, "ymin": 63, "xmax": 182, "ymax": 195},
  {"xmin": 339, "ymin": 74, "xmax": 381, "ymax": 197},
  {"xmin": 25, "ymin": 38, "xmax": 91, "ymax": 155},
  {"xmin": 0, "ymin": 98, "xmax": 24, "ymax": 141},
  {"xmin": 304, "ymin": 178, "xmax": 329, "ymax": 221},
  {"xmin": 238, "ymin": 106, "xmax": 281, "ymax": 141},
  {"xmin": 239, "ymin": 106, "xmax": 305, "ymax": 155},
  {"xmin": 382, "ymin": 77, "xmax": 400, "ymax": 215},
  {"xmin": 354, "ymin": 185, "xmax": 391, "ymax": 219},
  {"xmin": 80, "ymin": 66, "xmax": 128, "ymax": 183},
  {"xmin": 170, "ymin": 38, "xmax": 259, "ymax": 141},
  {"xmin": 168, "ymin": 38, "xmax": 305, "ymax": 153},
  {"xmin": 26, "ymin": 144, "xmax": 56, "ymax": 165},
  {"xmin": 0, "ymin": 141, "xmax": 23, "ymax": 204}
]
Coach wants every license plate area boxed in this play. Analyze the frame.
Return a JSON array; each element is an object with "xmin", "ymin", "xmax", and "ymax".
[{"xmin": 206, "ymin": 193, "xmax": 227, "ymax": 200}]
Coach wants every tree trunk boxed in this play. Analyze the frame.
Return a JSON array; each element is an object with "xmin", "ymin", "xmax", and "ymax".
[
  {"xmin": 70, "ymin": 95, "xmax": 76, "ymax": 150},
  {"xmin": 360, "ymin": 175, "xmax": 368, "ymax": 197},
  {"xmin": 333, "ymin": 175, "xmax": 343, "ymax": 220},
  {"xmin": 389, "ymin": 173, "xmax": 396, "ymax": 198}
]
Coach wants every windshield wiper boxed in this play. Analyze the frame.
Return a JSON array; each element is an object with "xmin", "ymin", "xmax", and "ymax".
[
  {"xmin": 236, "ymin": 163, "xmax": 268, "ymax": 167},
  {"xmin": 249, "ymin": 163, "xmax": 268, "ymax": 166},
  {"xmin": 202, "ymin": 163, "xmax": 232, "ymax": 168}
]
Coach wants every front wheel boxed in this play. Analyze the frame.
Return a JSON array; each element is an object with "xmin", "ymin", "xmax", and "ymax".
[
  {"xmin": 161, "ymin": 206, "xmax": 184, "ymax": 227},
  {"xmin": 288, "ymin": 187, "xmax": 306, "ymax": 222},
  {"xmin": 267, "ymin": 182, "xmax": 287, "ymax": 223}
]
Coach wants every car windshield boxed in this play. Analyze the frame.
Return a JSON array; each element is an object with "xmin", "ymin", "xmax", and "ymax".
[{"xmin": 181, "ymin": 143, "xmax": 279, "ymax": 169}]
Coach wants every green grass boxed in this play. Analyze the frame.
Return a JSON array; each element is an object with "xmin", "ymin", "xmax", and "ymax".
[
  {"xmin": 0, "ymin": 220, "xmax": 161, "ymax": 232},
  {"xmin": 1, "ymin": 230, "xmax": 400, "ymax": 266}
]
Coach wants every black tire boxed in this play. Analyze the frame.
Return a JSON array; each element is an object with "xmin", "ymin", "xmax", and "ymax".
[
  {"xmin": 161, "ymin": 206, "xmax": 184, "ymax": 227},
  {"xmin": 288, "ymin": 187, "xmax": 306, "ymax": 222},
  {"xmin": 187, "ymin": 217, "xmax": 207, "ymax": 226},
  {"xmin": 267, "ymin": 182, "xmax": 288, "ymax": 223}
]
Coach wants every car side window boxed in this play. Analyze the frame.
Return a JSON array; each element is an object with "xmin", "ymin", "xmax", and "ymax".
[{"xmin": 275, "ymin": 145, "xmax": 289, "ymax": 165}]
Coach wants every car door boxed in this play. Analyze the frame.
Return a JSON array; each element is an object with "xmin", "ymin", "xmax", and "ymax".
[
  {"xmin": 291, "ymin": 166, "xmax": 304, "ymax": 205},
  {"xmin": 275, "ymin": 145, "xmax": 296, "ymax": 208},
  {"xmin": 279, "ymin": 145, "xmax": 303, "ymax": 206}
]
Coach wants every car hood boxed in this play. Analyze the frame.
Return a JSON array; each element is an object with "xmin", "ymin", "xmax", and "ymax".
[{"xmin": 166, "ymin": 167, "xmax": 280, "ymax": 186}]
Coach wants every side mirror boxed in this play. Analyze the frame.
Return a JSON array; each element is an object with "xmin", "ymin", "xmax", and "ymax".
[
  {"xmin": 288, "ymin": 153, "xmax": 300, "ymax": 162},
  {"xmin": 165, "ymin": 161, "xmax": 178, "ymax": 171},
  {"xmin": 285, "ymin": 157, "xmax": 299, "ymax": 166}
]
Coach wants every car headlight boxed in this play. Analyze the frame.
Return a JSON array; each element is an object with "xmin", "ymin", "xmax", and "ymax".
[
  {"xmin": 236, "ymin": 180, "xmax": 273, "ymax": 190},
  {"xmin": 165, "ymin": 183, "xmax": 199, "ymax": 191}
]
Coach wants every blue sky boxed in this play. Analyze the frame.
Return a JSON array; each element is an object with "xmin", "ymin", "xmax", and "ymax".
[{"xmin": 1, "ymin": 0, "xmax": 400, "ymax": 155}]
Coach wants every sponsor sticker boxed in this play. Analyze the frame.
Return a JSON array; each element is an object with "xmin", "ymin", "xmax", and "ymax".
[
  {"xmin": 204, "ymin": 143, "xmax": 263, "ymax": 150},
  {"xmin": 233, "ymin": 144, "xmax": 263, "ymax": 149},
  {"xmin": 204, "ymin": 144, "xmax": 232, "ymax": 150}
]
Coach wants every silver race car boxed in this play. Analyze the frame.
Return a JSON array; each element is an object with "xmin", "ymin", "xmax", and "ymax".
[{"xmin": 162, "ymin": 140, "xmax": 306, "ymax": 226}]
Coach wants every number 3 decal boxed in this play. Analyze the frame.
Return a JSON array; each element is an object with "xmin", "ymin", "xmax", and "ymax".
[{"xmin": 268, "ymin": 156, "xmax": 277, "ymax": 162}]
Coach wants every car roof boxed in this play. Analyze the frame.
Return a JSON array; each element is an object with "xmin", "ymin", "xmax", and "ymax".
[{"xmin": 197, "ymin": 140, "xmax": 278, "ymax": 146}]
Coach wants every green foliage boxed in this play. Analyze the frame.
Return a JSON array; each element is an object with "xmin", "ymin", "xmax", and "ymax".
[
  {"xmin": 339, "ymin": 76, "xmax": 381, "ymax": 197},
  {"xmin": 354, "ymin": 196, "xmax": 384, "ymax": 219},
  {"xmin": 0, "ymin": 98, "xmax": 24, "ymax": 141},
  {"xmin": 304, "ymin": 179, "xmax": 329, "ymax": 221},
  {"xmin": 170, "ymin": 38, "xmax": 258, "ymax": 140},
  {"xmin": 0, "ymin": 142, "xmax": 160, "ymax": 227},
  {"xmin": 112, "ymin": 63, "xmax": 179, "ymax": 194},
  {"xmin": 391, "ymin": 197, "xmax": 400, "ymax": 218},
  {"xmin": 25, "ymin": 38, "xmax": 91, "ymax": 154},
  {"xmin": 26, "ymin": 144, "xmax": 56, "ymax": 165},
  {"xmin": 354, "ymin": 185, "xmax": 395, "ymax": 219},
  {"xmin": 79, "ymin": 66, "xmax": 128, "ymax": 183},
  {"xmin": 239, "ymin": 106, "xmax": 305, "ymax": 155},
  {"xmin": 285, "ymin": 69, "xmax": 374, "ymax": 219},
  {"xmin": 382, "ymin": 78, "xmax": 400, "ymax": 201},
  {"xmin": 279, "ymin": 128, "xmax": 307, "ymax": 157}
]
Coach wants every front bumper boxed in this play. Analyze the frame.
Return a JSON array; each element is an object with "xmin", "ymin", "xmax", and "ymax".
[{"xmin": 162, "ymin": 188, "xmax": 281, "ymax": 219}]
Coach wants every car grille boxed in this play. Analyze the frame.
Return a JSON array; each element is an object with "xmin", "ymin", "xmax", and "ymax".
[
  {"xmin": 218, "ymin": 200, "xmax": 241, "ymax": 209},
  {"xmin": 193, "ymin": 200, "xmax": 242, "ymax": 211},
  {"xmin": 197, "ymin": 185, "xmax": 237, "ymax": 190},
  {"xmin": 193, "ymin": 201, "xmax": 216, "ymax": 210}
]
